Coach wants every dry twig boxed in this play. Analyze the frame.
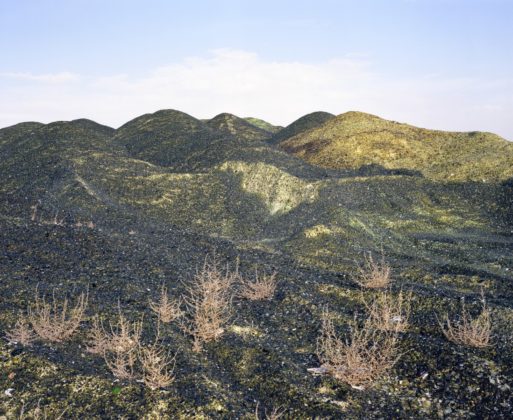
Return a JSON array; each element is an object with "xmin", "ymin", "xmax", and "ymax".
[
  {"xmin": 364, "ymin": 290, "xmax": 412, "ymax": 332},
  {"xmin": 85, "ymin": 315, "xmax": 110, "ymax": 355},
  {"xmin": 439, "ymin": 292, "xmax": 492, "ymax": 348},
  {"xmin": 356, "ymin": 251, "xmax": 392, "ymax": 289},
  {"xmin": 316, "ymin": 308, "xmax": 400, "ymax": 389},
  {"xmin": 149, "ymin": 285, "xmax": 183, "ymax": 323},
  {"xmin": 28, "ymin": 288, "xmax": 87, "ymax": 342},
  {"xmin": 181, "ymin": 256, "xmax": 235, "ymax": 352},
  {"xmin": 239, "ymin": 270, "xmax": 278, "ymax": 301},
  {"xmin": 139, "ymin": 325, "xmax": 176, "ymax": 390},
  {"xmin": 5, "ymin": 315, "xmax": 36, "ymax": 346},
  {"xmin": 254, "ymin": 401, "xmax": 286, "ymax": 419}
]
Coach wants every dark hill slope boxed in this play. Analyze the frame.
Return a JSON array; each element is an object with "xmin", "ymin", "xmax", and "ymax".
[
  {"xmin": 207, "ymin": 113, "xmax": 272, "ymax": 141},
  {"xmin": 112, "ymin": 109, "xmax": 227, "ymax": 168},
  {"xmin": 279, "ymin": 111, "xmax": 513, "ymax": 182},
  {"xmin": 111, "ymin": 109, "xmax": 332, "ymax": 176},
  {"xmin": 269, "ymin": 111, "xmax": 335, "ymax": 145},
  {"xmin": 0, "ymin": 119, "xmax": 117, "ymax": 219},
  {"xmin": 0, "ymin": 121, "xmax": 45, "ymax": 147}
]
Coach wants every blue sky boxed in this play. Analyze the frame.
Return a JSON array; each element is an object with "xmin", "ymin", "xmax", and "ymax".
[{"xmin": 1, "ymin": 0, "xmax": 512, "ymax": 139}]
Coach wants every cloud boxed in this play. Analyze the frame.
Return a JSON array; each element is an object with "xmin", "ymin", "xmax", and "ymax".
[
  {"xmin": 0, "ymin": 49, "xmax": 512, "ymax": 140},
  {"xmin": 0, "ymin": 71, "xmax": 80, "ymax": 83}
]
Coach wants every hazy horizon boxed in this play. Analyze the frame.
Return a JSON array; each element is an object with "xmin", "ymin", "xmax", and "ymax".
[{"xmin": 1, "ymin": 0, "xmax": 512, "ymax": 140}]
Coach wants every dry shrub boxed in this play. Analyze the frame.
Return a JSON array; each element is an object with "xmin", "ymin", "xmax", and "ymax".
[
  {"xmin": 87, "ymin": 309, "xmax": 176, "ymax": 388},
  {"xmin": 439, "ymin": 293, "xmax": 492, "ymax": 348},
  {"xmin": 149, "ymin": 285, "xmax": 183, "ymax": 323},
  {"xmin": 254, "ymin": 402, "xmax": 286, "ymax": 420},
  {"xmin": 364, "ymin": 290, "xmax": 412, "ymax": 332},
  {"xmin": 139, "ymin": 329, "xmax": 176, "ymax": 390},
  {"xmin": 240, "ymin": 270, "xmax": 278, "ymax": 301},
  {"xmin": 181, "ymin": 257, "xmax": 235, "ymax": 352},
  {"xmin": 103, "ymin": 308, "xmax": 143, "ymax": 380},
  {"xmin": 316, "ymin": 308, "xmax": 400, "ymax": 389},
  {"xmin": 356, "ymin": 251, "xmax": 392, "ymax": 289},
  {"xmin": 5, "ymin": 315, "xmax": 36, "ymax": 346},
  {"xmin": 85, "ymin": 315, "xmax": 111, "ymax": 355},
  {"xmin": 28, "ymin": 289, "xmax": 87, "ymax": 342}
]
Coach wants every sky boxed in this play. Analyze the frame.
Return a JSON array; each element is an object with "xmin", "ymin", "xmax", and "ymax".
[{"xmin": 1, "ymin": 0, "xmax": 512, "ymax": 139}]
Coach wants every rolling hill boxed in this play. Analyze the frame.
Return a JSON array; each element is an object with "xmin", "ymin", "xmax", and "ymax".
[
  {"xmin": 0, "ymin": 109, "xmax": 512, "ymax": 418},
  {"xmin": 269, "ymin": 111, "xmax": 335, "ymax": 145},
  {"xmin": 278, "ymin": 111, "xmax": 513, "ymax": 182},
  {"xmin": 206, "ymin": 113, "xmax": 273, "ymax": 141},
  {"xmin": 243, "ymin": 117, "xmax": 283, "ymax": 133}
]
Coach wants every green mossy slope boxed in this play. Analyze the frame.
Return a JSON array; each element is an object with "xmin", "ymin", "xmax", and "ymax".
[
  {"xmin": 243, "ymin": 117, "xmax": 282, "ymax": 133},
  {"xmin": 280, "ymin": 111, "xmax": 513, "ymax": 182}
]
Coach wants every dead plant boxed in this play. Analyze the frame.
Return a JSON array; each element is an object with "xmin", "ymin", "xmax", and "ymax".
[
  {"xmin": 85, "ymin": 315, "xmax": 111, "ymax": 355},
  {"xmin": 363, "ymin": 290, "xmax": 412, "ymax": 332},
  {"xmin": 149, "ymin": 285, "xmax": 183, "ymax": 323},
  {"xmin": 316, "ymin": 308, "xmax": 400, "ymax": 389},
  {"xmin": 254, "ymin": 402, "xmax": 286, "ymax": 419},
  {"xmin": 181, "ymin": 256, "xmax": 235, "ymax": 352},
  {"xmin": 356, "ymin": 251, "xmax": 392, "ymax": 289},
  {"xmin": 439, "ymin": 293, "xmax": 492, "ymax": 348},
  {"xmin": 28, "ymin": 288, "xmax": 87, "ymax": 342},
  {"xmin": 103, "ymin": 308, "xmax": 143, "ymax": 380},
  {"xmin": 139, "ymin": 326, "xmax": 176, "ymax": 390},
  {"xmin": 239, "ymin": 270, "xmax": 278, "ymax": 301},
  {"xmin": 5, "ymin": 315, "xmax": 36, "ymax": 346},
  {"xmin": 104, "ymin": 350, "xmax": 139, "ymax": 381}
]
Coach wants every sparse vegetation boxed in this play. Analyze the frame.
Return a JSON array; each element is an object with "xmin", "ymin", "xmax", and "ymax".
[
  {"xmin": 85, "ymin": 315, "xmax": 111, "ymax": 355},
  {"xmin": 87, "ymin": 311, "xmax": 174, "ymax": 387},
  {"xmin": 102, "ymin": 308, "xmax": 143, "ymax": 380},
  {"xmin": 149, "ymin": 285, "xmax": 183, "ymax": 323},
  {"xmin": 5, "ymin": 315, "xmax": 36, "ymax": 346},
  {"xmin": 181, "ymin": 257, "xmax": 235, "ymax": 352},
  {"xmin": 316, "ymin": 308, "xmax": 400, "ymax": 389},
  {"xmin": 439, "ymin": 293, "xmax": 492, "ymax": 348},
  {"xmin": 363, "ymin": 289, "xmax": 412, "ymax": 332},
  {"xmin": 239, "ymin": 270, "xmax": 277, "ymax": 301},
  {"xmin": 254, "ymin": 402, "xmax": 286, "ymax": 420},
  {"xmin": 139, "ymin": 330, "xmax": 176, "ymax": 390},
  {"xmin": 28, "ymin": 289, "xmax": 87, "ymax": 343},
  {"xmin": 355, "ymin": 251, "xmax": 392, "ymax": 289}
]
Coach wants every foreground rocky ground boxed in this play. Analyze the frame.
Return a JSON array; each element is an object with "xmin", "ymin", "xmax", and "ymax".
[{"xmin": 1, "ymin": 214, "xmax": 512, "ymax": 419}]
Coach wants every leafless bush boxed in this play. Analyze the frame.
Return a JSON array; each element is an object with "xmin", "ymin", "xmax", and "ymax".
[
  {"xmin": 356, "ymin": 251, "xmax": 392, "ymax": 289},
  {"xmin": 28, "ymin": 289, "xmax": 87, "ymax": 342},
  {"xmin": 18, "ymin": 398, "xmax": 69, "ymax": 420},
  {"xmin": 254, "ymin": 402, "xmax": 286, "ymax": 419},
  {"xmin": 181, "ymin": 256, "xmax": 235, "ymax": 352},
  {"xmin": 316, "ymin": 308, "xmax": 400, "ymax": 389},
  {"xmin": 139, "ymin": 328, "xmax": 176, "ymax": 390},
  {"xmin": 103, "ymin": 308, "xmax": 143, "ymax": 380},
  {"xmin": 364, "ymin": 290, "xmax": 412, "ymax": 332},
  {"xmin": 239, "ymin": 270, "xmax": 278, "ymax": 301},
  {"xmin": 439, "ymin": 293, "xmax": 492, "ymax": 348},
  {"xmin": 149, "ymin": 285, "xmax": 183, "ymax": 323},
  {"xmin": 5, "ymin": 315, "xmax": 36, "ymax": 346},
  {"xmin": 85, "ymin": 315, "xmax": 110, "ymax": 355},
  {"xmin": 87, "ymin": 308, "xmax": 177, "ymax": 387}
]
